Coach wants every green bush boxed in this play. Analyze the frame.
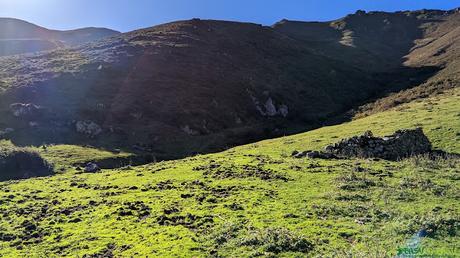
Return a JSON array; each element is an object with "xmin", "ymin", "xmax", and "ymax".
[{"xmin": 0, "ymin": 147, "xmax": 54, "ymax": 181}]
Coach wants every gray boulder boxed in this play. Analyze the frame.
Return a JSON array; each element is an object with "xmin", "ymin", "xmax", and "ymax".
[{"xmin": 84, "ymin": 162, "xmax": 100, "ymax": 173}]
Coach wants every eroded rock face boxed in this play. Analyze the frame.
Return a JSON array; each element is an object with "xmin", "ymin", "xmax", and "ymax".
[
  {"xmin": 75, "ymin": 121, "xmax": 102, "ymax": 137},
  {"xmin": 324, "ymin": 128, "xmax": 432, "ymax": 160}
]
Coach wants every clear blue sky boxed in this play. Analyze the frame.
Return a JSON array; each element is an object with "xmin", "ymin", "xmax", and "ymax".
[{"xmin": 0, "ymin": 0, "xmax": 459, "ymax": 32}]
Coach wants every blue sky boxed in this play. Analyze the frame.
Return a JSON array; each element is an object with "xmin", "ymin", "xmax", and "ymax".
[{"xmin": 0, "ymin": 0, "xmax": 459, "ymax": 32}]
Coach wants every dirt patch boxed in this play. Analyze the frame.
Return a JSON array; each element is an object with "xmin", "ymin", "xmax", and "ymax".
[
  {"xmin": 116, "ymin": 201, "xmax": 151, "ymax": 220},
  {"xmin": 156, "ymin": 213, "xmax": 214, "ymax": 230}
]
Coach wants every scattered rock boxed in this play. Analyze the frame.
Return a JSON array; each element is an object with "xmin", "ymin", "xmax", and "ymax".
[
  {"xmin": 264, "ymin": 98, "xmax": 278, "ymax": 116},
  {"xmin": 292, "ymin": 150, "xmax": 337, "ymax": 159},
  {"xmin": 76, "ymin": 121, "xmax": 102, "ymax": 137},
  {"xmin": 248, "ymin": 91, "xmax": 289, "ymax": 118}
]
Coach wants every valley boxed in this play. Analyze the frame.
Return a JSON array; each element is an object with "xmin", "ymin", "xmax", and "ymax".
[{"xmin": 0, "ymin": 7, "xmax": 459, "ymax": 258}]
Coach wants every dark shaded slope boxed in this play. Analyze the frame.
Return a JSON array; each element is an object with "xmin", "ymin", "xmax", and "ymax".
[
  {"xmin": 0, "ymin": 146, "xmax": 54, "ymax": 181},
  {"xmin": 0, "ymin": 8, "xmax": 459, "ymax": 159},
  {"xmin": 0, "ymin": 19, "xmax": 385, "ymax": 158},
  {"xmin": 354, "ymin": 10, "xmax": 460, "ymax": 117},
  {"xmin": 273, "ymin": 9, "xmax": 460, "ymax": 118}
]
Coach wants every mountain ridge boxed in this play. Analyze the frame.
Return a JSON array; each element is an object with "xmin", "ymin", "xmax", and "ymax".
[
  {"xmin": 0, "ymin": 9, "xmax": 458, "ymax": 159},
  {"xmin": 0, "ymin": 17, "xmax": 120, "ymax": 56}
]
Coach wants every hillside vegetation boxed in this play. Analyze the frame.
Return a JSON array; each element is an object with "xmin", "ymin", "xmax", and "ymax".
[
  {"xmin": 1, "ymin": 9, "xmax": 460, "ymax": 159},
  {"xmin": 0, "ymin": 87, "xmax": 458, "ymax": 257},
  {"xmin": 0, "ymin": 143, "xmax": 53, "ymax": 181},
  {"xmin": 0, "ymin": 18, "xmax": 120, "ymax": 56}
]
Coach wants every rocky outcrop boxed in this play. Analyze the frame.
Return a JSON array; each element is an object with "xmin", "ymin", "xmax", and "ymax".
[
  {"xmin": 251, "ymin": 95, "xmax": 289, "ymax": 118},
  {"xmin": 325, "ymin": 128, "xmax": 432, "ymax": 160},
  {"xmin": 293, "ymin": 128, "xmax": 433, "ymax": 161},
  {"xmin": 75, "ymin": 121, "xmax": 102, "ymax": 138}
]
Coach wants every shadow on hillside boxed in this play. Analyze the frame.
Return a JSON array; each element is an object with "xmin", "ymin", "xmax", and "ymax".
[
  {"xmin": 1, "ymin": 63, "xmax": 443, "ymax": 165},
  {"xmin": 0, "ymin": 13, "xmax": 451, "ymax": 164}
]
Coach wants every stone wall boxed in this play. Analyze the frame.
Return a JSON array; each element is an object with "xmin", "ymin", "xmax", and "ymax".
[{"xmin": 324, "ymin": 128, "xmax": 432, "ymax": 160}]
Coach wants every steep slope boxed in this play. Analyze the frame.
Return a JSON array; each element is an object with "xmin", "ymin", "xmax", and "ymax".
[
  {"xmin": 355, "ymin": 10, "xmax": 460, "ymax": 117},
  {"xmin": 0, "ymin": 19, "xmax": 380, "ymax": 158},
  {"xmin": 0, "ymin": 18, "xmax": 120, "ymax": 56},
  {"xmin": 273, "ymin": 9, "xmax": 460, "ymax": 117},
  {"xmin": 1, "ymin": 9, "xmax": 459, "ymax": 159},
  {"xmin": 0, "ymin": 87, "xmax": 458, "ymax": 257}
]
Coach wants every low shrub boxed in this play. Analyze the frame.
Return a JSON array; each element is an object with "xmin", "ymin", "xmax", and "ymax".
[
  {"xmin": 0, "ymin": 147, "xmax": 54, "ymax": 181},
  {"xmin": 238, "ymin": 227, "xmax": 313, "ymax": 254}
]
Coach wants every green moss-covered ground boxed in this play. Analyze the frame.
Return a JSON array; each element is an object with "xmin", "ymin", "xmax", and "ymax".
[{"xmin": 0, "ymin": 89, "xmax": 459, "ymax": 257}]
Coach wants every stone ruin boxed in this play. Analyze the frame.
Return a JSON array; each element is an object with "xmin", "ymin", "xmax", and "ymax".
[{"xmin": 293, "ymin": 128, "xmax": 433, "ymax": 161}]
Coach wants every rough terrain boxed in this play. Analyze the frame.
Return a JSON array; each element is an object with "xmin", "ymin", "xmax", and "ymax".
[
  {"xmin": 0, "ymin": 85, "xmax": 458, "ymax": 257},
  {"xmin": 1, "ymin": 9, "xmax": 460, "ymax": 159}
]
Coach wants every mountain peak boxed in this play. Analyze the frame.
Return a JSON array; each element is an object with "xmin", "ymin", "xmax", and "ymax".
[{"xmin": 0, "ymin": 18, "xmax": 120, "ymax": 56}]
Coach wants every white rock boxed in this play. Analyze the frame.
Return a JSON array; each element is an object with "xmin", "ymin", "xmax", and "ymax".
[
  {"xmin": 76, "ymin": 121, "xmax": 102, "ymax": 137},
  {"xmin": 264, "ymin": 98, "xmax": 278, "ymax": 117}
]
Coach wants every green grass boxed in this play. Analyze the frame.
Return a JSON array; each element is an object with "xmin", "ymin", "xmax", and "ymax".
[
  {"xmin": 36, "ymin": 144, "xmax": 133, "ymax": 171},
  {"xmin": 0, "ymin": 89, "xmax": 459, "ymax": 257}
]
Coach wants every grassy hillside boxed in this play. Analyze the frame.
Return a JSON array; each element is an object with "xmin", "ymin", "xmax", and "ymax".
[
  {"xmin": 0, "ymin": 88, "xmax": 458, "ymax": 257},
  {"xmin": 5, "ymin": 10, "xmax": 460, "ymax": 159},
  {"xmin": 0, "ymin": 18, "xmax": 120, "ymax": 56}
]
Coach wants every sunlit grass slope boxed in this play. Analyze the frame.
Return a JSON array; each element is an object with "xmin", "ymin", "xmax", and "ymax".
[{"xmin": 0, "ymin": 88, "xmax": 459, "ymax": 257}]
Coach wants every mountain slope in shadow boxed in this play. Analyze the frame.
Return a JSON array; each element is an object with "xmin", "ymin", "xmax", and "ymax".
[{"xmin": 0, "ymin": 9, "xmax": 458, "ymax": 159}]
